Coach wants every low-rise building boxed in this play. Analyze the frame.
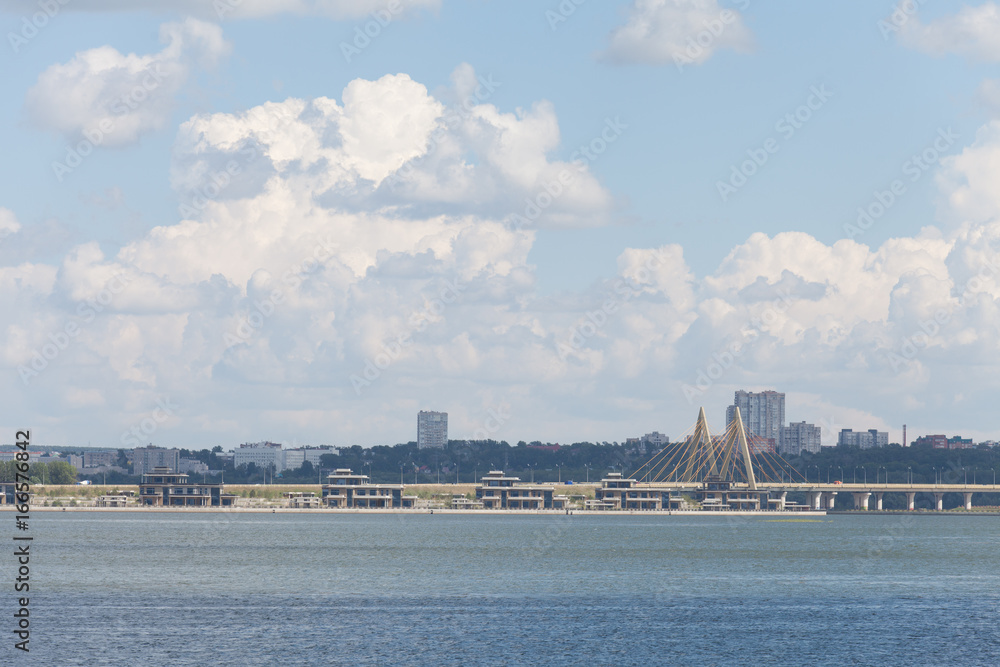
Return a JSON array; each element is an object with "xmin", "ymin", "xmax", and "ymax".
[
  {"xmin": 474, "ymin": 470, "xmax": 556, "ymax": 509},
  {"xmin": 96, "ymin": 495, "xmax": 130, "ymax": 508},
  {"xmin": 138, "ymin": 467, "xmax": 237, "ymax": 507},
  {"xmin": 284, "ymin": 491, "xmax": 322, "ymax": 509},
  {"xmin": 321, "ymin": 468, "xmax": 412, "ymax": 508},
  {"xmin": 83, "ymin": 450, "xmax": 118, "ymax": 468}
]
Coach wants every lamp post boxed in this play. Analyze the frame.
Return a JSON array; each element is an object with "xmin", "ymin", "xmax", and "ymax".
[
  {"xmin": 908, "ymin": 466, "xmax": 912, "ymax": 485},
  {"xmin": 932, "ymin": 466, "xmax": 937, "ymax": 485},
  {"xmin": 585, "ymin": 464, "xmax": 591, "ymax": 483},
  {"xmin": 964, "ymin": 467, "xmax": 967, "ymax": 484},
  {"xmin": 838, "ymin": 466, "xmax": 843, "ymax": 483},
  {"xmin": 853, "ymin": 467, "xmax": 857, "ymax": 484},
  {"xmin": 556, "ymin": 464, "xmax": 561, "ymax": 484},
  {"xmin": 827, "ymin": 466, "xmax": 831, "ymax": 483},
  {"xmin": 863, "ymin": 467, "xmax": 867, "ymax": 485},
  {"xmin": 399, "ymin": 463, "xmax": 404, "ymax": 485}
]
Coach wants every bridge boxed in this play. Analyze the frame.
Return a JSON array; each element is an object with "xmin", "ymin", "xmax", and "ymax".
[{"xmin": 626, "ymin": 407, "xmax": 999, "ymax": 511}]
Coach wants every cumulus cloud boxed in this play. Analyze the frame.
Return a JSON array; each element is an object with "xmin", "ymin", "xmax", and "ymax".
[
  {"xmin": 0, "ymin": 0, "xmax": 440, "ymax": 20},
  {"xmin": 24, "ymin": 18, "xmax": 230, "ymax": 147},
  {"xmin": 600, "ymin": 0, "xmax": 752, "ymax": 67},
  {"xmin": 899, "ymin": 2, "xmax": 1000, "ymax": 61},
  {"xmin": 9, "ymin": 68, "xmax": 1000, "ymax": 447}
]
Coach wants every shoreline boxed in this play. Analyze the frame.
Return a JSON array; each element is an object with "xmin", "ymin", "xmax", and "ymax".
[{"xmin": 4, "ymin": 506, "xmax": 831, "ymax": 516}]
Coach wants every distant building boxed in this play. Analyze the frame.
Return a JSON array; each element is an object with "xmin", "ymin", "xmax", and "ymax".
[
  {"xmin": 726, "ymin": 390, "xmax": 785, "ymax": 445},
  {"xmin": 912, "ymin": 434, "xmax": 973, "ymax": 450},
  {"xmin": 838, "ymin": 429, "xmax": 888, "ymax": 449},
  {"xmin": 781, "ymin": 422, "xmax": 822, "ymax": 456},
  {"xmin": 642, "ymin": 431, "xmax": 669, "ymax": 447},
  {"xmin": 178, "ymin": 458, "xmax": 209, "ymax": 475},
  {"xmin": 283, "ymin": 446, "xmax": 338, "ymax": 470},
  {"xmin": 233, "ymin": 442, "xmax": 284, "ymax": 471},
  {"xmin": 133, "ymin": 446, "xmax": 180, "ymax": 476},
  {"xmin": 417, "ymin": 411, "xmax": 448, "ymax": 449},
  {"xmin": 83, "ymin": 451, "xmax": 118, "ymax": 468}
]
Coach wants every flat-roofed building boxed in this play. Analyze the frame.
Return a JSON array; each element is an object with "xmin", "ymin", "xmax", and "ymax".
[
  {"xmin": 474, "ymin": 470, "xmax": 555, "ymax": 509},
  {"xmin": 138, "ymin": 467, "xmax": 237, "ymax": 507},
  {"xmin": 133, "ymin": 446, "xmax": 180, "ymax": 476},
  {"xmin": 83, "ymin": 450, "xmax": 118, "ymax": 468},
  {"xmin": 417, "ymin": 411, "xmax": 448, "ymax": 449},
  {"xmin": 233, "ymin": 442, "xmax": 284, "ymax": 471},
  {"xmin": 284, "ymin": 491, "xmax": 322, "ymax": 509},
  {"xmin": 321, "ymin": 468, "xmax": 411, "ymax": 508}
]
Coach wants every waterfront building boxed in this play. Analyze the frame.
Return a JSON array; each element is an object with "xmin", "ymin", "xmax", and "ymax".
[
  {"xmin": 451, "ymin": 494, "xmax": 484, "ymax": 510},
  {"xmin": 475, "ymin": 470, "xmax": 556, "ymax": 509},
  {"xmin": 780, "ymin": 421, "xmax": 822, "ymax": 456},
  {"xmin": 138, "ymin": 467, "xmax": 237, "ymax": 507},
  {"xmin": 594, "ymin": 472, "xmax": 685, "ymax": 510},
  {"xmin": 321, "ymin": 468, "xmax": 415, "ymax": 508},
  {"xmin": 837, "ymin": 429, "xmax": 888, "ymax": 448},
  {"xmin": 417, "ymin": 410, "xmax": 448, "ymax": 449},
  {"xmin": 284, "ymin": 492, "xmax": 322, "ymax": 509},
  {"xmin": 96, "ymin": 495, "xmax": 130, "ymax": 507},
  {"xmin": 726, "ymin": 390, "xmax": 785, "ymax": 446},
  {"xmin": 133, "ymin": 446, "xmax": 180, "ymax": 476},
  {"xmin": 233, "ymin": 442, "xmax": 285, "ymax": 472}
]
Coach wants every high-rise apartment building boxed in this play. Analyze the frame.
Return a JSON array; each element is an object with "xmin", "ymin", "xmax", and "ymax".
[
  {"xmin": 837, "ymin": 429, "xmax": 888, "ymax": 448},
  {"xmin": 418, "ymin": 411, "xmax": 448, "ymax": 449},
  {"xmin": 132, "ymin": 446, "xmax": 180, "ymax": 476},
  {"xmin": 780, "ymin": 421, "xmax": 822, "ymax": 456},
  {"xmin": 233, "ymin": 442, "xmax": 285, "ymax": 471},
  {"xmin": 726, "ymin": 390, "xmax": 785, "ymax": 448}
]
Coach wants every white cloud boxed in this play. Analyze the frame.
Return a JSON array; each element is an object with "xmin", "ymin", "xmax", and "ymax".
[
  {"xmin": 601, "ymin": 0, "xmax": 752, "ymax": 67},
  {"xmin": 24, "ymin": 18, "xmax": 230, "ymax": 146},
  {"xmin": 899, "ymin": 2, "xmax": 1000, "ymax": 61},
  {"xmin": 9, "ymin": 68, "xmax": 1000, "ymax": 447},
  {"xmin": 0, "ymin": 0, "xmax": 440, "ymax": 21}
]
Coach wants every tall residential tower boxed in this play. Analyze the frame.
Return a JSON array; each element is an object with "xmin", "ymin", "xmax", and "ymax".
[{"xmin": 417, "ymin": 411, "xmax": 448, "ymax": 449}]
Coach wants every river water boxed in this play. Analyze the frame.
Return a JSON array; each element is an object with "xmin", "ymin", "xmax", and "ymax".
[{"xmin": 16, "ymin": 512, "xmax": 1000, "ymax": 665}]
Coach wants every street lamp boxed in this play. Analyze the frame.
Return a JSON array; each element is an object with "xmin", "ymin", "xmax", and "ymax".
[
  {"xmin": 863, "ymin": 467, "xmax": 867, "ymax": 485},
  {"xmin": 827, "ymin": 466, "xmax": 831, "ymax": 483},
  {"xmin": 556, "ymin": 464, "xmax": 561, "ymax": 484},
  {"xmin": 932, "ymin": 466, "xmax": 937, "ymax": 484},
  {"xmin": 853, "ymin": 467, "xmax": 857, "ymax": 484},
  {"xmin": 838, "ymin": 466, "xmax": 843, "ymax": 483},
  {"xmin": 964, "ymin": 467, "xmax": 968, "ymax": 484},
  {"xmin": 527, "ymin": 463, "xmax": 534, "ymax": 483},
  {"xmin": 907, "ymin": 466, "xmax": 912, "ymax": 485},
  {"xmin": 585, "ymin": 464, "xmax": 591, "ymax": 483}
]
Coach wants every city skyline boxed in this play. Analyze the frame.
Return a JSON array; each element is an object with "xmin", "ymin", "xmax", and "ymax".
[{"xmin": 4, "ymin": 1, "xmax": 1000, "ymax": 448}]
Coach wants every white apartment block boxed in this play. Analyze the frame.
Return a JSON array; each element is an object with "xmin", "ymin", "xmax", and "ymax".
[
  {"xmin": 726, "ymin": 390, "xmax": 785, "ymax": 444},
  {"xmin": 233, "ymin": 442, "xmax": 285, "ymax": 471},
  {"xmin": 780, "ymin": 421, "xmax": 822, "ymax": 456},
  {"xmin": 418, "ymin": 411, "xmax": 448, "ymax": 449}
]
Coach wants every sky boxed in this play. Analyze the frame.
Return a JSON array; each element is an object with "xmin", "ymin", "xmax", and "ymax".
[{"xmin": 3, "ymin": 0, "xmax": 1000, "ymax": 450}]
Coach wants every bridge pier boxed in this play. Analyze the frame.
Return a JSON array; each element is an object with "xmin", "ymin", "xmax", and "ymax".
[
  {"xmin": 824, "ymin": 492, "xmax": 837, "ymax": 510},
  {"xmin": 933, "ymin": 493, "xmax": 944, "ymax": 511},
  {"xmin": 875, "ymin": 493, "xmax": 883, "ymax": 510},
  {"xmin": 964, "ymin": 492, "xmax": 973, "ymax": 510},
  {"xmin": 852, "ymin": 492, "xmax": 871, "ymax": 510},
  {"xmin": 809, "ymin": 491, "xmax": 823, "ymax": 511},
  {"xmin": 906, "ymin": 492, "xmax": 915, "ymax": 511}
]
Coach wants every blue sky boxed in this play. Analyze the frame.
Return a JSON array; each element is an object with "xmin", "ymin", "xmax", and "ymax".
[{"xmin": 3, "ymin": 0, "xmax": 1000, "ymax": 449}]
